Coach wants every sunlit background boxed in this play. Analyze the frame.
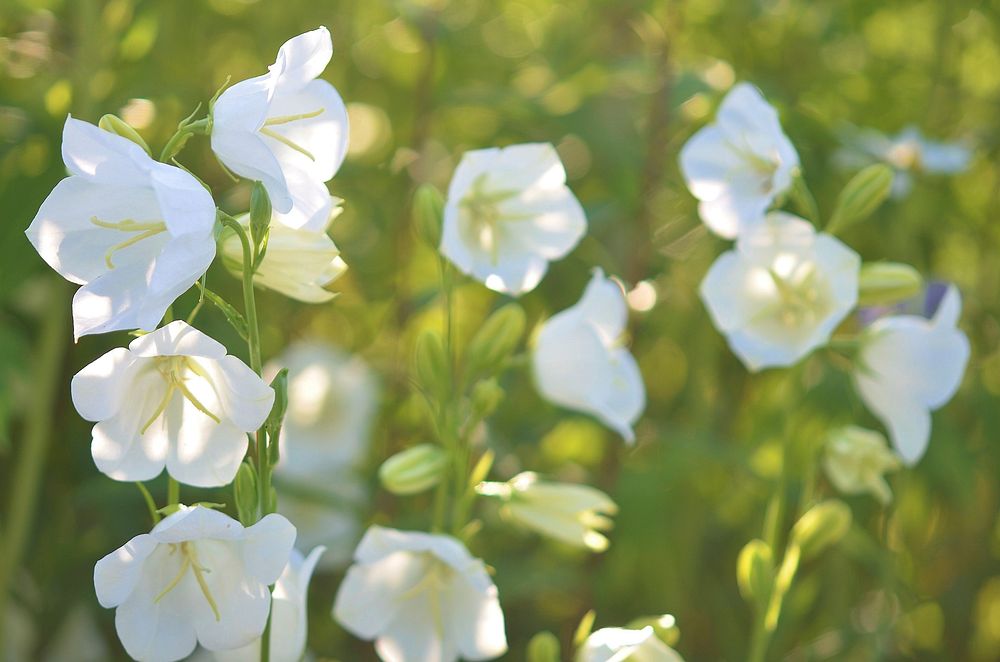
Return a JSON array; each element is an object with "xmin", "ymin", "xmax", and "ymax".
[{"xmin": 2, "ymin": 0, "xmax": 999, "ymax": 659}]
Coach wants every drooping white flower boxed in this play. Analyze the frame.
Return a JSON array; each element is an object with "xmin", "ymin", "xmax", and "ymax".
[
  {"xmin": 679, "ymin": 82, "xmax": 800, "ymax": 238},
  {"xmin": 265, "ymin": 342, "xmax": 378, "ymax": 568},
  {"xmin": 222, "ymin": 197, "xmax": 346, "ymax": 303},
  {"xmin": 333, "ymin": 526, "xmax": 507, "ymax": 662},
  {"xmin": 210, "ymin": 546, "xmax": 326, "ymax": 662},
  {"xmin": 440, "ymin": 143, "xmax": 587, "ymax": 295},
  {"xmin": 25, "ymin": 117, "xmax": 216, "ymax": 339},
  {"xmin": 823, "ymin": 426, "xmax": 901, "ymax": 504},
  {"xmin": 577, "ymin": 626, "xmax": 684, "ymax": 662},
  {"xmin": 477, "ymin": 472, "xmax": 618, "ymax": 552},
  {"xmin": 853, "ymin": 285, "xmax": 970, "ymax": 465},
  {"xmin": 93, "ymin": 506, "xmax": 296, "ymax": 662},
  {"xmin": 71, "ymin": 321, "xmax": 274, "ymax": 487},
  {"xmin": 211, "ymin": 27, "xmax": 349, "ymax": 231},
  {"xmin": 700, "ymin": 212, "xmax": 860, "ymax": 371},
  {"xmin": 532, "ymin": 269, "xmax": 645, "ymax": 442}
]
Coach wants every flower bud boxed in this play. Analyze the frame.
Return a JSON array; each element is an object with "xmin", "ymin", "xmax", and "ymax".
[
  {"xmin": 265, "ymin": 368, "xmax": 289, "ymax": 463},
  {"xmin": 414, "ymin": 330, "xmax": 451, "ymax": 400},
  {"xmin": 736, "ymin": 539, "xmax": 774, "ymax": 607},
  {"xmin": 249, "ymin": 181, "xmax": 272, "ymax": 250},
  {"xmin": 823, "ymin": 426, "xmax": 901, "ymax": 504},
  {"xmin": 379, "ymin": 443, "xmax": 448, "ymax": 495},
  {"xmin": 827, "ymin": 164, "xmax": 894, "ymax": 234},
  {"xmin": 413, "ymin": 184, "xmax": 444, "ymax": 248},
  {"xmin": 625, "ymin": 614, "xmax": 680, "ymax": 647},
  {"xmin": 98, "ymin": 114, "xmax": 151, "ymax": 155},
  {"xmin": 791, "ymin": 500, "xmax": 852, "ymax": 560},
  {"xmin": 463, "ymin": 304, "xmax": 526, "ymax": 382},
  {"xmin": 858, "ymin": 262, "xmax": 924, "ymax": 306},
  {"xmin": 526, "ymin": 631, "xmax": 560, "ymax": 662},
  {"xmin": 470, "ymin": 378, "xmax": 505, "ymax": 419},
  {"xmin": 233, "ymin": 462, "xmax": 258, "ymax": 525}
]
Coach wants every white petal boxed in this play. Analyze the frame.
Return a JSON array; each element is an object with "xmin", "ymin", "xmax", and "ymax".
[
  {"xmin": 272, "ymin": 171, "xmax": 336, "ymax": 231},
  {"xmin": 198, "ymin": 355, "xmax": 275, "ymax": 432},
  {"xmin": 71, "ymin": 261, "xmax": 152, "ymax": 339},
  {"xmin": 271, "ymin": 27, "xmax": 333, "ymax": 95},
  {"xmin": 856, "ymin": 378, "xmax": 930, "ymax": 465},
  {"xmin": 147, "ymin": 163, "xmax": 216, "ymax": 237},
  {"xmin": 533, "ymin": 319, "xmax": 608, "ymax": 417},
  {"xmin": 242, "ymin": 514, "xmax": 297, "ymax": 585},
  {"xmin": 164, "ymin": 414, "xmax": 248, "ymax": 488},
  {"xmin": 574, "ymin": 270, "xmax": 628, "ymax": 344},
  {"xmin": 933, "ymin": 285, "xmax": 962, "ymax": 327},
  {"xmin": 192, "ymin": 540, "xmax": 272, "ymax": 653},
  {"xmin": 265, "ymin": 79, "xmax": 349, "ymax": 186},
  {"xmin": 699, "ymin": 251, "xmax": 760, "ymax": 332},
  {"xmin": 375, "ymin": 590, "xmax": 456, "ymax": 662},
  {"xmin": 61, "ymin": 116, "xmax": 151, "ymax": 186},
  {"xmin": 129, "ymin": 321, "xmax": 227, "ymax": 359},
  {"xmin": 71, "ymin": 347, "xmax": 139, "ymax": 422},
  {"xmin": 147, "ymin": 233, "xmax": 216, "ymax": 300},
  {"xmin": 593, "ymin": 347, "xmax": 645, "ymax": 443},
  {"xmin": 93, "ymin": 533, "xmax": 157, "ymax": 608},
  {"xmin": 211, "ymin": 126, "xmax": 292, "ymax": 214},
  {"xmin": 333, "ymin": 551, "xmax": 425, "ymax": 640},
  {"xmin": 678, "ymin": 125, "xmax": 745, "ymax": 203},
  {"xmin": 501, "ymin": 187, "xmax": 586, "ymax": 259},
  {"xmin": 91, "ymin": 370, "xmax": 171, "ymax": 482},
  {"xmin": 697, "ymin": 192, "xmax": 769, "ymax": 239}
]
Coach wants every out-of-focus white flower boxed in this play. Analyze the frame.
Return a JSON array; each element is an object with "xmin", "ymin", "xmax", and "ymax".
[
  {"xmin": 93, "ymin": 506, "xmax": 296, "ymax": 662},
  {"xmin": 854, "ymin": 285, "xmax": 970, "ymax": 465},
  {"xmin": 26, "ymin": 117, "xmax": 216, "ymax": 339},
  {"xmin": 834, "ymin": 125, "xmax": 971, "ymax": 197},
  {"xmin": 577, "ymin": 626, "xmax": 684, "ymax": 662},
  {"xmin": 71, "ymin": 321, "xmax": 274, "ymax": 487},
  {"xmin": 265, "ymin": 342, "xmax": 378, "ymax": 568},
  {"xmin": 211, "ymin": 27, "xmax": 349, "ymax": 231},
  {"xmin": 210, "ymin": 547, "xmax": 326, "ymax": 662},
  {"xmin": 477, "ymin": 472, "xmax": 618, "ymax": 552},
  {"xmin": 679, "ymin": 82, "xmax": 800, "ymax": 239},
  {"xmin": 823, "ymin": 426, "xmax": 901, "ymax": 504},
  {"xmin": 533, "ymin": 269, "xmax": 645, "ymax": 442},
  {"xmin": 222, "ymin": 198, "xmax": 346, "ymax": 303},
  {"xmin": 333, "ymin": 526, "xmax": 507, "ymax": 662},
  {"xmin": 440, "ymin": 143, "xmax": 587, "ymax": 295},
  {"xmin": 700, "ymin": 212, "xmax": 860, "ymax": 371}
]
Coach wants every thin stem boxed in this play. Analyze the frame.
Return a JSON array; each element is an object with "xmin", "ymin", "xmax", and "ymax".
[
  {"xmin": 168, "ymin": 477, "xmax": 180, "ymax": 506},
  {"xmin": 136, "ymin": 483, "xmax": 160, "ymax": 525}
]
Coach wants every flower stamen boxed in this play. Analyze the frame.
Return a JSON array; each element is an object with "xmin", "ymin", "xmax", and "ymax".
[
  {"xmin": 263, "ymin": 108, "xmax": 324, "ymax": 126},
  {"xmin": 259, "ymin": 127, "xmax": 316, "ymax": 161},
  {"xmin": 153, "ymin": 542, "xmax": 221, "ymax": 621},
  {"xmin": 90, "ymin": 217, "xmax": 168, "ymax": 269}
]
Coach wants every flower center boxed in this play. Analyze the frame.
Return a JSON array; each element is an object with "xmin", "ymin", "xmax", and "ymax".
[
  {"xmin": 140, "ymin": 357, "xmax": 221, "ymax": 434},
  {"xmin": 89, "ymin": 217, "xmax": 168, "ymax": 269},
  {"xmin": 259, "ymin": 108, "xmax": 324, "ymax": 161},
  {"xmin": 458, "ymin": 174, "xmax": 531, "ymax": 264},
  {"xmin": 397, "ymin": 557, "xmax": 455, "ymax": 643},
  {"xmin": 764, "ymin": 261, "xmax": 832, "ymax": 330},
  {"xmin": 154, "ymin": 541, "xmax": 221, "ymax": 621}
]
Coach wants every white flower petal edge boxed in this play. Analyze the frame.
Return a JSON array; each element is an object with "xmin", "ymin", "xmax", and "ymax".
[
  {"xmin": 26, "ymin": 117, "xmax": 216, "ymax": 339},
  {"xmin": 679, "ymin": 82, "xmax": 800, "ymax": 238},
  {"xmin": 211, "ymin": 27, "xmax": 349, "ymax": 231},
  {"xmin": 853, "ymin": 285, "xmax": 970, "ymax": 465},
  {"xmin": 93, "ymin": 506, "xmax": 296, "ymax": 662},
  {"xmin": 71, "ymin": 321, "xmax": 274, "ymax": 487},
  {"xmin": 440, "ymin": 143, "xmax": 587, "ymax": 295},
  {"xmin": 577, "ymin": 626, "xmax": 684, "ymax": 662},
  {"xmin": 700, "ymin": 212, "xmax": 860, "ymax": 371},
  {"xmin": 532, "ymin": 269, "xmax": 645, "ymax": 442},
  {"xmin": 333, "ymin": 525, "xmax": 507, "ymax": 662},
  {"xmin": 211, "ymin": 546, "xmax": 326, "ymax": 662}
]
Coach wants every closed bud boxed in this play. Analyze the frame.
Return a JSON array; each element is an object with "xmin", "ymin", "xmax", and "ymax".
[
  {"xmin": 265, "ymin": 368, "xmax": 289, "ymax": 441},
  {"xmin": 464, "ymin": 304, "xmax": 526, "ymax": 382},
  {"xmin": 233, "ymin": 462, "xmax": 258, "ymax": 525},
  {"xmin": 413, "ymin": 184, "xmax": 444, "ymax": 248},
  {"xmin": 379, "ymin": 443, "xmax": 448, "ymax": 495},
  {"xmin": 827, "ymin": 164, "xmax": 894, "ymax": 234},
  {"xmin": 625, "ymin": 614, "xmax": 680, "ymax": 647},
  {"xmin": 414, "ymin": 330, "xmax": 451, "ymax": 400},
  {"xmin": 858, "ymin": 262, "xmax": 924, "ymax": 306},
  {"xmin": 471, "ymin": 378, "xmax": 505, "ymax": 419},
  {"xmin": 737, "ymin": 539, "xmax": 774, "ymax": 607},
  {"xmin": 249, "ymin": 181, "xmax": 272, "ymax": 248},
  {"xmin": 526, "ymin": 631, "xmax": 561, "ymax": 662},
  {"xmin": 791, "ymin": 500, "xmax": 853, "ymax": 560},
  {"xmin": 98, "ymin": 114, "xmax": 151, "ymax": 155}
]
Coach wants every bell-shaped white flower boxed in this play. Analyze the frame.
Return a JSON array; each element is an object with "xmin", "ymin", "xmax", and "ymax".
[
  {"xmin": 211, "ymin": 27, "xmax": 349, "ymax": 231},
  {"xmin": 333, "ymin": 525, "xmax": 507, "ymax": 662},
  {"xmin": 222, "ymin": 198, "xmax": 346, "ymax": 303},
  {"xmin": 577, "ymin": 626, "xmax": 684, "ymax": 662},
  {"xmin": 265, "ymin": 342, "xmax": 378, "ymax": 568},
  {"xmin": 477, "ymin": 472, "xmax": 618, "ymax": 552},
  {"xmin": 853, "ymin": 285, "xmax": 970, "ymax": 465},
  {"xmin": 532, "ymin": 269, "xmax": 645, "ymax": 442},
  {"xmin": 93, "ymin": 506, "xmax": 296, "ymax": 662},
  {"xmin": 210, "ymin": 546, "xmax": 326, "ymax": 662},
  {"xmin": 25, "ymin": 117, "xmax": 216, "ymax": 339},
  {"xmin": 679, "ymin": 82, "xmax": 800, "ymax": 238},
  {"xmin": 823, "ymin": 426, "xmax": 901, "ymax": 504},
  {"xmin": 440, "ymin": 143, "xmax": 587, "ymax": 295},
  {"xmin": 71, "ymin": 321, "xmax": 274, "ymax": 487},
  {"xmin": 700, "ymin": 212, "xmax": 860, "ymax": 371}
]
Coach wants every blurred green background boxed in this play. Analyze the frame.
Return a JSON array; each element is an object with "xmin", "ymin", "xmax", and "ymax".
[{"xmin": 1, "ymin": 0, "xmax": 999, "ymax": 660}]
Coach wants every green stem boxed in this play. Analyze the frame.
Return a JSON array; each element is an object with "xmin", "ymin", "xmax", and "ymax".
[
  {"xmin": 167, "ymin": 477, "xmax": 180, "ymax": 506},
  {"xmin": 136, "ymin": 483, "xmax": 160, "ymax": 525}
]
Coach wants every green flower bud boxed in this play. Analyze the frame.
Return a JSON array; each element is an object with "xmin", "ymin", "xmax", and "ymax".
[
  {"xmin": 98, "ymin": 114, "xmax": 151, "ymax": 155},
  {"xmin": 526, "ymin": 631, "xmax": 561, "ymax": 662},
  {"xmin": 265, "ymin": 368, "xmax": 289, "ymax": 453},
  {"xmin": 470, "ymin": 378, "xmax": 505, "ymax": 419},
  {"xmin": 791, "ymin": 500, "xmax": 853, "ymax": 560},
  {"xmin": 827, "ymin": 164, "xmax": 894, "ymax": 234},
  {"xmin": 858, "ymin": 262, "xmax": 924, "ymax": 306},
  {"xmin": 463, "ymin": 304, "xmax": 526, "ymax": 382},
  {"xmin": 413, "ymin": 184, "xmax": 444, "ymax": 248},
  {"xmin": 234, "ymin": 462, "xmax": 258, "ymax": 525},
  {"xmin": 249, "ymin": 181, "xmax": 272, "ymax": 257},
  {"xmin": 379, "ymin": 444, "xmax": 448, "ymax": 495},
  {"xmin": 626, "ymin": 614, "xmax": 680, "ymax": 647},
  {"xmin": 414, "ymin": 330, "xmax": 451, "ymax": 400},
  {"xmin": 736, "ymin": 539, "xmax": 774, "ymax": 607}
]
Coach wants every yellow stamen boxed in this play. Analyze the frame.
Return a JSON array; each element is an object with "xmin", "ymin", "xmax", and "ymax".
[
  {"xmin": 153, "ymin": 542, "xmax": 221, "ymax": 621},
  {"xmin": 90, "ymin": 217, "xmax": 168, "ymax": 269},
  {"xmin": 174, "ymin": 380, "xmax": 221, "ymax": 424},
  {"xmin": 187, "ymin": 544, "xmax": 221, "ymax": 621},
  {"xmin": 263, "ymin": 108, "xmax": 324, "ymax": 126},
  {"xmin": 153, "ymin": 553, "xmax": 191, "ymax": 604},
  {"xmin": 259, "ymin": 127, "xmax": 316, "ymax": 161},
  {"xmin": 140, "ymin": 383, "xmax": 177, "ymax": 434}
]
